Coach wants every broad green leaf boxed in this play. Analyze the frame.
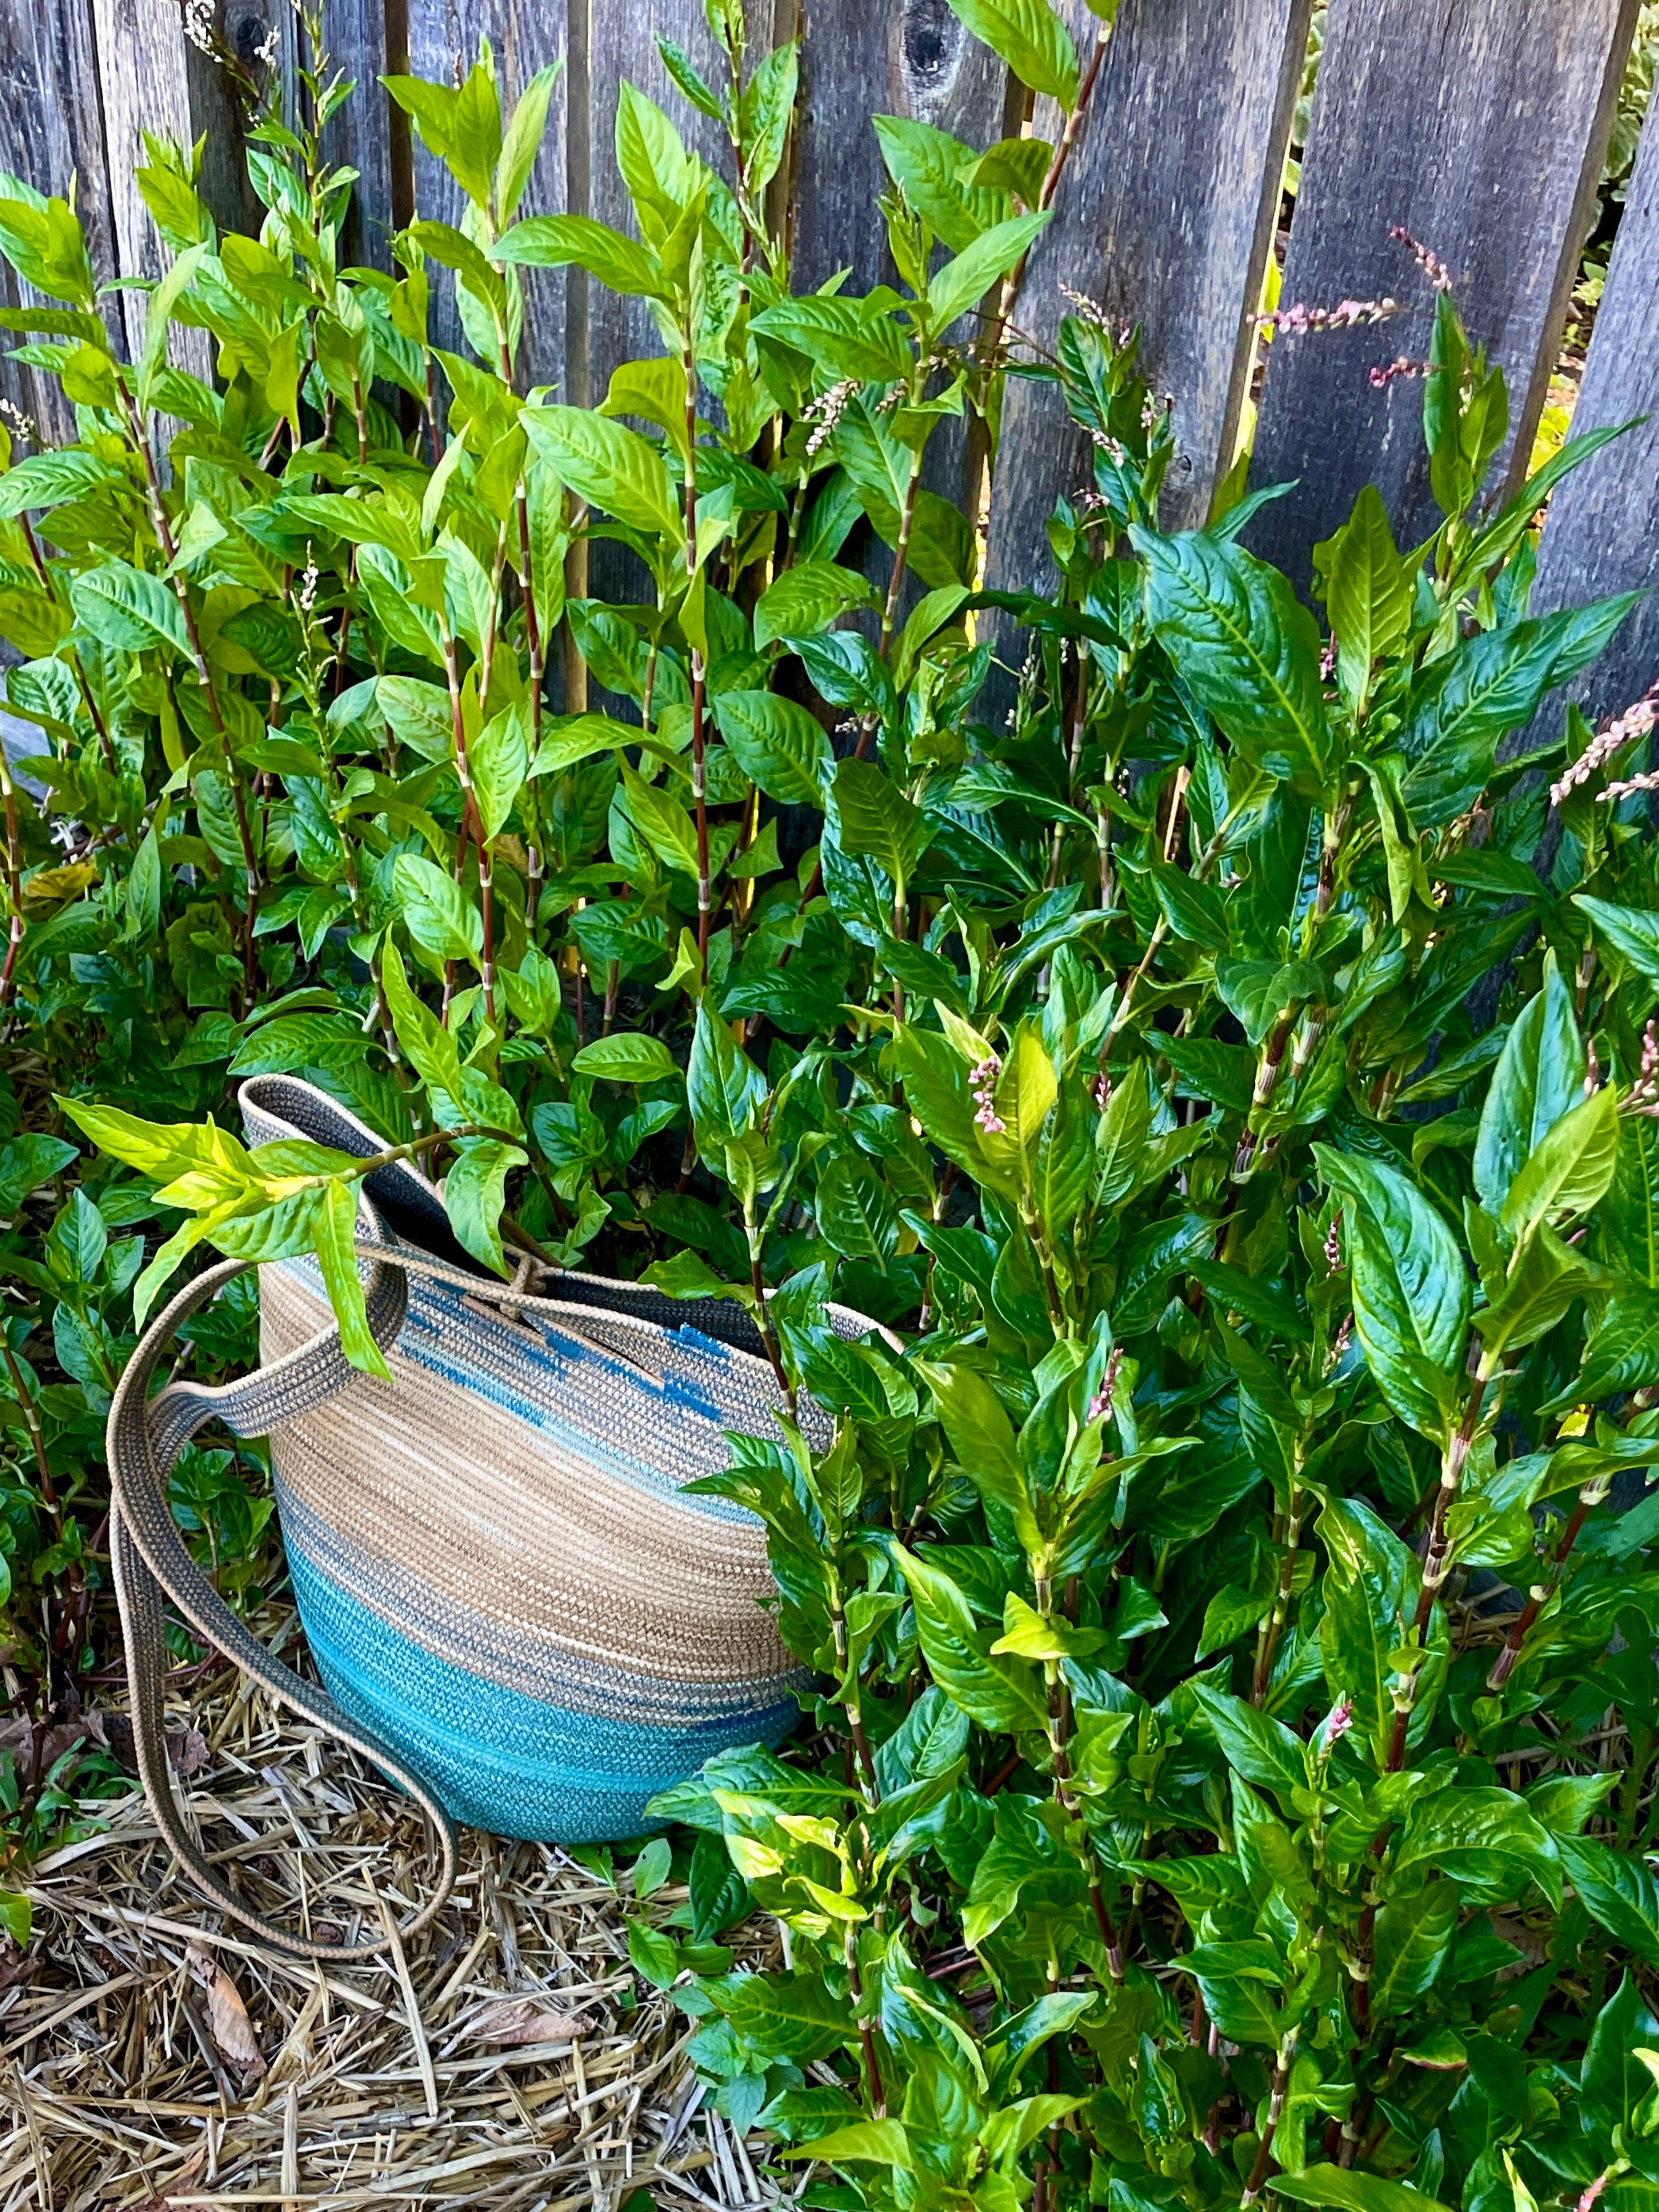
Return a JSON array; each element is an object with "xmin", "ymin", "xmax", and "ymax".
[
  {"xmin": 1558, "ymin": 1836, "xmax": 1659, "ymax": 1970},
  {"xmin": 712, "ymin": 690, "xmax": 830, "ymax": 805},
  {"xmin": 687, "ymin": 1003, "xmax": 765, "ymax": 1144},
  {"xmin": 1314, "ymin": 482, "xmax": 1410, "ymax": 719},
  {"xmin": 521, "ymin": 404, "xmax": 681, "ymax": 541},
  {"xmin": 444, "ymin": 1137, "xmax": 527, "ymax": 1276},
  {"xmin": 830, "ymin": 758, "xmax": 932, "ymax": 891},
  {"xmin": 468, "ymin": 704, "xmax": 529, "ymax": 842},
  {"xmin": 753, "ymin": 559, "xmax": 875, "ymax": 650},
  {"xmin": 1501, "ymin": 1082, "xmax": 1619, "ymax": 1238},
  {"xmin": 69, "ymin": 561, "xmax": 190, "ymax": 659},
  {"xmin": 393, "ymin": 853, "xmax": 484, "ymax": 966},
  {"xmin": 1318, "ymin": 1496, "xmax": 1423, "ymax": 1771},
  {"xmin": 498, "ymin": 64, "xmax": 561, "ymax": 223},
  {"xmin": 1133, "ymin": 527, "xmax": 1331, "ymax": 793},
  {"xmin": 619, "ymin": 760, "xmax": 700, "ymax": 880},
  {"xmin": 494, "ymin": 214, "xmax": 665, "ymax": 298},
  {"xmin": 941, "ymin": 0, "xmax": 1078, "ymax": 105},
  {"xmin": 1192, "ymin": 1684, "xmax": 1306, "ymax": 1802},
  {"xmin": 779, "ymin": 2119, "xmax": 914, "ymax": 2170},
  {"xmin": 1371, "ymin": 1882, "xmax": 1459, "ymax": 2017},
  {"xmin": 1474, "ymin": 962, "xmax": 1584, "ymax": 1217},
  {"xmin": 571, "ymin": 1032, "xmax": 680, "ymax": 1082},
  {"xmin": 1273, "ymin": 2167, "xmax": 1455, "ymax": 2212},
  {"xmin": 925, "ymin": 212, "xmax": 1048, "ymax": 331},
  {"xmin": 889, "ymin": 1543, "xmax": 1049, "ymax": 1733},
  {"xmin": 1314, "ymin": 1146, "xmax": 1469, "ymax": 1442},
  {"xmin": 1575, "ymin": 894, "xmax": 1659, "ymax": 993},
  {"xmin": 314, "ymin": 1176, "xmax": 391, "ymax": 1379}
]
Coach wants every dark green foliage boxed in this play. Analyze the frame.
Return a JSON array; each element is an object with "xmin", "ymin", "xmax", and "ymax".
[{"xmin": 0, "ymin": 6, "xmax": 1657, "ymax": 2205}]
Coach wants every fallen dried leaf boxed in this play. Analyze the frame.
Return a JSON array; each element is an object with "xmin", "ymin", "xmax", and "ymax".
[
  {"xmin": 463, "ymin": 1996, "xmax": 590, "ymax": 2046},
  {"xmin": 186, "ymin": 1944, "xmax": 265, "ymax": 2078},
  {"xmin": 86, "ymin": 1710, "xmax": 208, "ymax": 1776},
  {"xmin": 0, "ymin": 1717, "xmax": 88, "ymax": 1773}
]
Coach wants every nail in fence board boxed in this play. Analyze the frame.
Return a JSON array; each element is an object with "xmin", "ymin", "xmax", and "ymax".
[
  {"xmin": 0, "ymin": 0, "xmax": 119, "ymax": 441},
  {"xmin": 1249, "ymin": 0, "xmax": 1638, "ymax": 594},
  {"xmin": 1530, "ymin": 99, "xmax": 1659, "ymax": 734},
  {"xmin": 984, "ymin": 0, "xmax": 1311, "ymax": 599},
  {"xmin": 406, "ymin": 0, "xmax": 570, "ymax": 392}
]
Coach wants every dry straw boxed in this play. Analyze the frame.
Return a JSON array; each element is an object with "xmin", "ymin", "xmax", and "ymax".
[{"xmin": 0, "ymin": 1615, "xmax": 803, "ymax": 2212}]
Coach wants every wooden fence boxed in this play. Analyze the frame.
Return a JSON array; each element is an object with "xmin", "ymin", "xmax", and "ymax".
[{"xmin": 0, "ymin": 0, "xmax": 1655, "ymax": 724}]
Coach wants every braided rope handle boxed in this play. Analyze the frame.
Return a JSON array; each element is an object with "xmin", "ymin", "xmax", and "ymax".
[{"xmin": 108, "ymin": 1245, "xmax": 466, "ymax": 1962}]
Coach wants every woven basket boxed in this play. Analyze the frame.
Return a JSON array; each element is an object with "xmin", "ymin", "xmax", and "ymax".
[{"xmin": 107, "ymin": 1075, "xmax": 869, "ymax": 1959}]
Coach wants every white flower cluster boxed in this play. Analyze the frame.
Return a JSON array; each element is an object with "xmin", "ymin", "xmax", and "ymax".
[
  {"xmin": 1550, "ymin": 686, "xmax": 1659, "ymax": 807},
  {"xmin": 803, "ymin": 379, "xmax": 856, "ymax": 460}
]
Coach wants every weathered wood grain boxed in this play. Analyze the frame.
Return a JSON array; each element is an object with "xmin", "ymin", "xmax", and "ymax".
[
  {"xmin": 0, "ymin": 0, "xmax": 120, "ymax": 440},
  {"xmin": 984, "ymin": 0, "xmax": 1311, "ymax": 598},
  {"xmin": 788, "ymin": 0, "xmax": 1012, "ymax": 297},
  {"xmin": 584, "ymin": 0, "xmax": 785, "ymax": 415},
  {"xmin": 90, "ymin": 0, "xmax": 197, "ymax": 361},
  {"xmin": 1529, "ymin": 98, "xmax": 1659, "ymax": 734},
  {"xmin": 1249, "ymin": 0, "xmax": 1638, "ymax": 593},
  {"xmin": 91, "ymin": 0, "xmax": 292, "ymax": 371},
  {"xmin": 406, "ymin": 0, "xmax": 570, "ymax": 387},
  {"xmin": 325, "ymin": 0, "xmax": 403, "ymax": 271}
]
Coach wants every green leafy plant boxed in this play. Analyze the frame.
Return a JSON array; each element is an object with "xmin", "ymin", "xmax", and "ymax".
[{"xmin": 2, "ymin": 6, "xmax": 1659, "ymax": 2206}]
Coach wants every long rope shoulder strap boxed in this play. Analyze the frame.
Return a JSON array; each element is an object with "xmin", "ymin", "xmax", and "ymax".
[{"xmin": 106, "ymin": 1245, "xmax": 463, "ymax": 1964}]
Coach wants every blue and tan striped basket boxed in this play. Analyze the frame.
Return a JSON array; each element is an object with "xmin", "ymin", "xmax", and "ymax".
[
  {"xmin": 108, "ymin": 1076, "xmax": 873, "ymax": 1955},
  {"xmin": 241, "ymin": 1075, "xmax": 848, "ymax": 1843}
]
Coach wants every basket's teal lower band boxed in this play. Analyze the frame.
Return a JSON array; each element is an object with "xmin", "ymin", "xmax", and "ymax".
[{"xmin": 286, "ymin": 1541, "xmax": 802, "ymax": 1840}]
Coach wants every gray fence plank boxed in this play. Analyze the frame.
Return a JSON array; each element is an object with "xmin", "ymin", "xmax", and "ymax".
[
  {"xmin": 91, "ymin": 0, "xmax": 292, "ymax": 370},
  {"xmin": 788, "ymin": 0, "xmax": 1011, "ymax": 297},
  {"xmin": 0, "ymin": 0, "xmax": 120, "ymax": 440},
  {"xmin": 90, "ymin": 0, "xmax": 200, "ymax": 361},
  {"xmin": 1530, "ymin": 100, "xmax": 1659, "ymax": 734},
  {"xmin": 1249, "ymin": 0, "xmax": 1638, "ymax": 593},
  {"xmin": 585, "ymin": 0, "xmax": 784, "ymax": 416},
  {"xmin": 984, "ymin": 0, "xmax": 1311, "ymax": 599},
  {"xmin": 406, "ymin": 0, "xmax": 570, "ymax": 391},
  {"xmin": 326, "ymin": 0, "xmax": 403, "ymax": 272}
]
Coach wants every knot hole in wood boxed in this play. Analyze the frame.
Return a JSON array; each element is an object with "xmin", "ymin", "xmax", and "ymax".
[{"xmin": 895, "ymin": 0, "xmax": 971, "ymax": 119}]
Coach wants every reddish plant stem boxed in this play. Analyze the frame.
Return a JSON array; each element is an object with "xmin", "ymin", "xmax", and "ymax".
[
  {"xmin": 1241, "ymin": 2036, "xmax": 1298, "ymax": 2206},
  {"xmin": 441, "ymin": 633, "xmax": 496, "ymax": 1022},
  {"xmin": 1488, "ymin": 1479, "xmax": 1602, "ymax": 1690}
]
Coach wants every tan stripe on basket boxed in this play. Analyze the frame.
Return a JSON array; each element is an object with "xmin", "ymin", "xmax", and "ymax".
[{"xmin": 259, "ymin": 1267, "xmax": 791, "ymax": 1688}]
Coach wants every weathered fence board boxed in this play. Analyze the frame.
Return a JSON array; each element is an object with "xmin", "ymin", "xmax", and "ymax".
[
  {"xmin": 1249, "ymin": 0, "xmax": 1638, "ymax": 593},
  {"xmin": 0, "ymin": 0, "xmax": 119, "ymax": 440},
  {"xmin": 324, "ymin": 0, "xmax": 404, "ymax": 270},
  {"xmin": 788, "ymin": 0, "xmax": 1011, "ymax": 298},
  {"xmin": 1531, "ymin": 86, "xmax": 1659, "ymax": 733},
  {"xmin": 406, "ymin": 0, "xmax": 570, "ymax": 385},
  {"xmin": 984, "ymin": 0, "xmax": 1312, "ymax": 598}
]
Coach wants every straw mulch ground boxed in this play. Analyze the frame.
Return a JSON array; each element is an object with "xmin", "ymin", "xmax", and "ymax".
[{"xmin": 0, "ymin": 1611, "xmax": 792, "ymax": 2212}]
